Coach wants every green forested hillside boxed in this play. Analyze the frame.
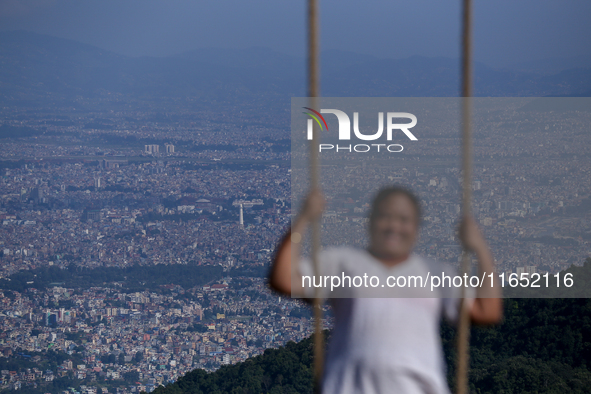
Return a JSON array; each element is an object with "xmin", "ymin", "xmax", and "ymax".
[
  {"xmin": 151, "ymin": 297, "xmax": 591, "ymax": 394},
  {"xmin": 443, "ymin": 298, "xmax": 591, "ymax": 393},
  {"xmin": 152, "ymin": 335, "xmax": 317, "ymax": 394}
]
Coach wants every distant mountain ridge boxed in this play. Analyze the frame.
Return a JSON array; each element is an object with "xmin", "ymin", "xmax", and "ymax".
[
  {"xmin": 502, "ymin": 54, "xmax": 591, "ymax": 75},
  {"xmin": 0, "ymin": 30, "xmax": 590, "ymax": 110}
]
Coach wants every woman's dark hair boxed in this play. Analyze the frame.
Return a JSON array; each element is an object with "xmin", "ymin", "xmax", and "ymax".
[{"xmin": 368, "ymin": 185, "xmax": 422, "ymax": 226}]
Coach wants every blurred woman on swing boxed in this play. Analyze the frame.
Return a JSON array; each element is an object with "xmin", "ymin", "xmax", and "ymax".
[{"xmin": 269, "ymin": 185, "xmax": 502, "ymax": 394}]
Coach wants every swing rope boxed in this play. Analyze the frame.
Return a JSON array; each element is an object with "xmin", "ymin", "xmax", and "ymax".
[
  {"xmin": 307, "ymin": 0, "xmax": 324, "ymax": 391},
  {"xmin": 305, "ymin": 1, "xmax": 474, "ymax": 392},
  {"xmin": 456, "ymin": 0, "xmax": 473, "ymax": 392}
]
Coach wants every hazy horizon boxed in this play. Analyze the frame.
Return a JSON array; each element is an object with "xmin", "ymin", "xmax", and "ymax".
[{"xmin": 1, "ymin": 0, "xmax": 590, "ymax": 70}]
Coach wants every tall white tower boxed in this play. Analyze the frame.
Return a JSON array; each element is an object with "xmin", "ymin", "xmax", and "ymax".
[{"xmin": 239, "ymin": 204, "xmax": 244, "ymax": 227}]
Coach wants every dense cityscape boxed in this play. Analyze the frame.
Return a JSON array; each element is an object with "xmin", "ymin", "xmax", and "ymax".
[
  {"xmin": 0, "ymin": 277, "xmax": 325, "ymax": 393},
  {"xmin": 0, "ymin": 102, "xmax": 590, "ymax": 393}
]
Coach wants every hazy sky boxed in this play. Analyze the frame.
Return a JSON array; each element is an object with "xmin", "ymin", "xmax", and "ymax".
[{"xmin": 1, "ymin": 0, "xmax": 590, "ymax": 67}]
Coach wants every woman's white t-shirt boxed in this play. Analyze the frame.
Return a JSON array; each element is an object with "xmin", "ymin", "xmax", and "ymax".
[{"xmin": 298, "ymin": 247, "xmax": 474, "ymax": 394}]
